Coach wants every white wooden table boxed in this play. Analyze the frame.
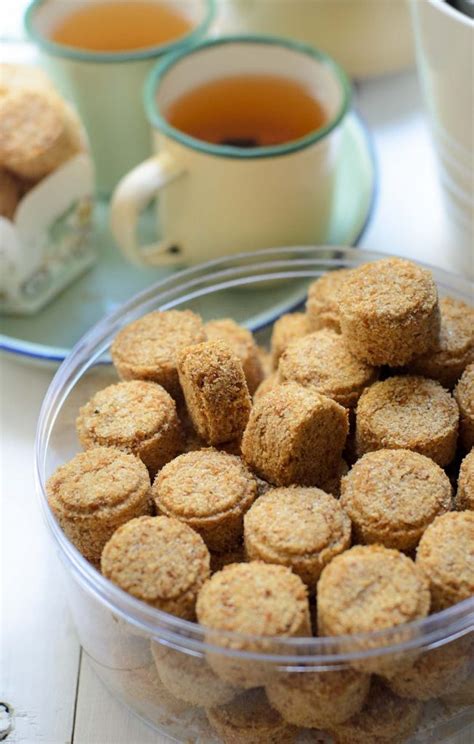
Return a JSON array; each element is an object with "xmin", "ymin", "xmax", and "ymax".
[{"xmin": 1, "ymin": 70, "xmax": 472, "ymax": 744}]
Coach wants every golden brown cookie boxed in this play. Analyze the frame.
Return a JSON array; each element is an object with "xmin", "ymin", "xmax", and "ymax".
[
  {"xmin": 205, "ymin": 318, "xmax": 264, "ymax": 395},
  {"xmin": 0, "ymin": 167, "xmax": 21, "ymax": 219},
  {"xmin": 253, "ymin": 372, "xmax": 280, "ymax": 402},
  {"xmin": 306, "ymin": 268, "xmax": 353, "ymax": 332},
  {"xmin": 355, "ymin": 375, "xmax": 459, "ymax": 466},
  {"xmin": 76, "ymin": 380, "xmax": 183, "ymax": 476},
  {"xmin": 101, "ymin": 515, "xmax": 210, "ymax": 619},
  {"xmin": 340, "ymin": 449, "xmax": 452, "ymax": 551},
  {"xmin": 196, "ymin": 562, "xmax": 311, "ymax": 688},
  {"xmin": 416, "ymin": 511, "xmax": 474, "ymax": 611},
  {"xmin": 386, "ymin": 634, "xmax": 472, "ymax": 701},
  {"xmin": 408, "ymin": 296, "xmax": 474, "ymax": 388},
  {"xmin": 454, "ymin": 363, "xmax": 474, "ymax": 451},
  {"xmin": 152, "ymin": 449, "xmax": 257, "ymax": 552},
  {"xmin": 270, "ymin": 312, "xmax": 310, "ymax": 368},
  {"xmin": 177, "ymin": 340, "xmax": 252, "ymax": 445},
  {"xmin": 327, "ymin": 679, "xmax": 423, "ymax": 744},
  {"xmin": 337, "ymin": 258, "xmax": 440, "ymax": 366},
  {"xmin": 266, "ymin": 667, "xmax": 370, "ymax": 729},
  {"xmin": 244, "ymin": 486, "xmax": 351, "ymax": 589},
  {"xmin": 111, "ymin": 310, "xmax": 206, "ymax": 398},
  {"xmin": 207, "ymin": 689, "xmax": 298, "ymax": 744},
  {"xmin": 0, "ymin": 89, "xmax": 81, "ymax": 179},
  {"xmin": 151, "ymin": 641, "xmax": 238, "ymax": 708},
  {"xmin": 279, "ymin": 329, "xmax": 378, "ymax": 408},
  {"xmin": 456, "ymin": 449, "xmax": 474, "ymax": 510},
  {"xmin": 47, "ymin": 447, "xmax": 151, "ymax": 566},
  {"xmin": 241, "ymin": 382, "xmax": 348, "ymax": 488}
]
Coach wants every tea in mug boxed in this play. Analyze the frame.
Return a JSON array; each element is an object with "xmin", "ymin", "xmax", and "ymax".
[
  {"xmin": 50, "ymin": 1, "xmax": 192, "ymax": 52},
  {"xmin": 165, "ymin": 75, "xmax": 328, "ymax": 148}
]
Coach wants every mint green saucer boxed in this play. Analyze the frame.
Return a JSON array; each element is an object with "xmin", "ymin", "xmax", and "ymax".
[{"xmin": 0, "ymin": 112, "xmax": 376, "ymax": 366}]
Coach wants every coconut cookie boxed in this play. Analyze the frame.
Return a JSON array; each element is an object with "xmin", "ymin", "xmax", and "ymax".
[
  {"xmin": 244, "ymin": 486, "xmax": 351, "ymax": 589},
  {"xmin": 340, "ymin": 449, "xmax": 452, "ymax": 551},
  {"xmin": 456, "ymin": 449, "xmax": 474, "ymax": 510},
  {"xmin": 306, "ymin": 268, "xmax": 353, "ymax": 333},
  {"xmin": 177, "ymin": 341, "xmax": 252, "ymax": 445},
  {"xmin": 266, "ymin": 667, "xmax": 370, "ymax": 730},
  {"xmin": 205, "ymin": 318, "xmax": 264, "ymax": 395},
  {"xmin": 0, "ymin": 89, "xmax": 81, "ymax": 179},
  {"xmin": 111, "ymin": 310, "xmax": 206, "ymax": 398},
  {"xmin": 241, "ymin": 382, "xmax": 348, "ymax": 488},
  {"xmin": 416, "ymin": 511, "xmax": 474, "ymax": 611},
  {"xmin": 47, "ymin": 447, "xmax": 151, "ymax": 566},
  {"xmin": 337, "ymin": 257, "xmax": 440, "ymax": 366},
  {"xmin": 76, "ymin": 380, "xmax": 183, "ymax": 475},
  {"xmin": 454, "ymin": 363, "xmax": 474, "ymax": 451},
  {"xmin": 270, "ymin": 312, "xmax": 310, "ymax": 368},
  {"xmin": 196, "ymin": 562, "xmax": 310, "ymax": 688},
  {"xmin": 408, "ymin": 296, "xmax": 474, "ymax": 388},
  {"xmin": 151, "ymin": 642, "xmax": 238, "ymax": 708},
  {"xmin": 207, "ymin": 689, "xmax": 298, "ymax": 744},
  {"xmin": 279, "ymin": 329, "xmax": 378, "ymax": 408},
  {"xmin": 327, "ymin": 679, "xmax": 423, "ymax": 744},
  {"xmin": 355, "ymin": 376, "xmax": 459, "ymax": 467},
  {"xmin": 101, "ymin": 515, "xmax": 210, "ymax": 619},
  {"xmin": 153, "ymin": 449, "xmax": 257, "ymax": 552}
]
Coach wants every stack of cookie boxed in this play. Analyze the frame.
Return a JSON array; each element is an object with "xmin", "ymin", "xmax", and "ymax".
[
  {"xmin": 46, "ymin": 256, "xmax": 474, "ymax": 744},
  {"xmin": 0, "ymin": 64, "xmax": 84, "ymax": 220}
]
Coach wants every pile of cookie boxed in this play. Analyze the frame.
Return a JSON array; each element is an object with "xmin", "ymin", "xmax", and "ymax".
[
  {"xmin": 47, "ymin": 257, "xmax": 473, "ymax": 744},
  {"xmin": 0, "ymin": 64, "xmax": 84, "ymax": 220}
]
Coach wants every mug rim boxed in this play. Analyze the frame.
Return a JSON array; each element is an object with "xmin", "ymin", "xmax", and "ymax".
[
  {"xmin": 144, "ymin": 34, "xmax": 352, "ymax": 160},
  {"xmin": 24, "ymin": 0, "xmax": 216, "ymax": 64}
]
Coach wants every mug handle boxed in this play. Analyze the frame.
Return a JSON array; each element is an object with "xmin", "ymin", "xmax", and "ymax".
[{"xmin": 110, "ymin": 152, "xmax": 185, "ymax": 266}]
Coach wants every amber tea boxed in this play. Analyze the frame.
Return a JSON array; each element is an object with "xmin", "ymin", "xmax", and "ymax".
[
  {"xmin": 50, "ymin": 1, "xmax": 192, "ymax": 52},
  {"xmin": 165, "ymin": 74, "xmax": 328, "ymax": 148}
]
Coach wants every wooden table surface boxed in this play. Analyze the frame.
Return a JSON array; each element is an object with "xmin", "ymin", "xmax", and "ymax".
[{"xmin": 2, "ymin": 72, "xmax": 472, "ymax": 743}]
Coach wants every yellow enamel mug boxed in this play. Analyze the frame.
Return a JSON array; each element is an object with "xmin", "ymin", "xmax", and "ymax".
[{"xmin": 110, "ymin": 36, "xmax": 351, "ymax": 267}]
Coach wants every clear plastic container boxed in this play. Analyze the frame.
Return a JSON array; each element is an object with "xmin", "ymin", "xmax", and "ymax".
[{"xmin": 35, "ymin": 247, "xmax": 474, "ymax": 743}]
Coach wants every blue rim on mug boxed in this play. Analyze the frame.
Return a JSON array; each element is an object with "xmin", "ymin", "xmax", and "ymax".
[
  {"xmin": 24, "ymin": 0, "xmax": 216, "ymax": 64},
  {"xmin": 144, "ymin": 34, "xmax": 352, "ymax": 160}
]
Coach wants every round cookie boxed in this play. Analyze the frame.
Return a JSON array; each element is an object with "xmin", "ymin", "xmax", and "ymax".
[
  {"xmin": 279, "ymin": 329, "xmax": 379, "ymax": 408},
  {"xmin": 327, "ymin": 679, "xmax": 423, "ymax": 744},
  {"xmin": 47, "ymin": 447, "xmax": 151, "ymax": 566},
  {"xmin": 270, "ymin": 312, "xmax": 310, "ymax": 368},
  {"xmin": 0, "ymin": 167, "xmax": 21, "ymax": 219},
  {"xmin": 151, "ymin": 641, "xmax": 238, "ymax": 708},
  {"xmin": 416, "ymin": 511, "xmax": 474, "ymax": 611},
  {"xmin": 408, "ymin": 296, "xmax": 474, "ymax": 388},
  {"xmin": 454, "ymin": 363, "xmax": 474, "ymax": 451},
  {"xmin": 101, "ymin": 515, "xmax": 210, "ymax": 620},
  {"xmin": 76, "ymin": 380, "xmax": 183, "ymax": 475},
  {"xmin": 153, "ymin": 449, "xmax": 257, "ymax": 552},
  {"xmin": 205, "ymin": 318, "xmax": 264, "ymax": 395},
  {"xmin": 306, "ymin": 268, "xmax": 353, "ymax": 332},
  {"xmin": 177, "ymin": 340, "xmax": 251, "ymax": 446},
  {"xmin": 317, "ymin": 545, "xmax": 430, "ymax": 675},
  {"xmin": 355, "ymin": 375, "xmax": 459, "ymax": 467},
  {"xmin": 266, "ymin": 667, "xmax": 370, "ymax": 729},
  {"xmin": 386, "ymin": 634, "xmax": 472, "ymax": 701},
  {"xmin": 241, "ymin": 382, "xmax": 348, "ymax": 488},
  {"xmin": 206, "ymin": 689, "xmax": 298, "ymax": 744},
  {"xmin": 456, "ymin": 449, "xmax": 474, "ymax": 510},
  {"xmin": 337, "ymin": 257, "xmax": 440, "ymax": 366},
  {"xmin": 196, "ymin": 562, "xmax": 311, "ymax": 688},
  {"xmin": 244, "ymin": 486, "xmax": 351, "ymax": 589},
  {"xmin": 111, "ymin": 310, "xmax": 206, "ymax": 398},
  {"xmin": 340, "ymin": 449, "xmax": 452, "ymax": 551},
  {"xmin": 0, "ymin": 89, "xmax": 81, "ymax": 179}
]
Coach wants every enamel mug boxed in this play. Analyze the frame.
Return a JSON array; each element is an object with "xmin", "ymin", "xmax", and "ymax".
[
  {"xmin": 25, "ymin": 0, "xmax": 215, "ymax": 195},
  {"xmin": 110, "ymin": 36, "xmax": 351, "ymax": 267}
]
